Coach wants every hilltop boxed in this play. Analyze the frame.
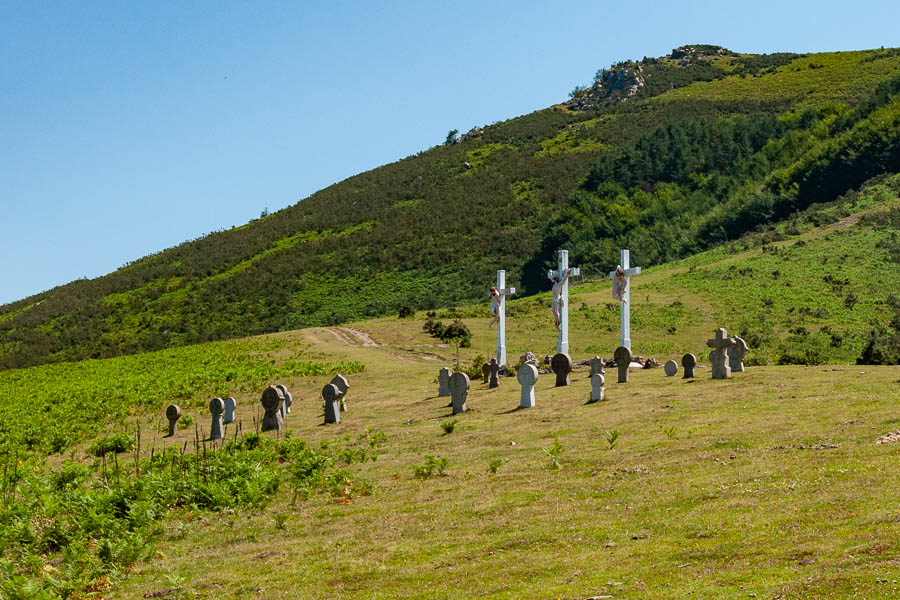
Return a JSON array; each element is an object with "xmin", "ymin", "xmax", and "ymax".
[{"xmin": 2, "ymin": 45, "xmax": 899, "ymax": 369}]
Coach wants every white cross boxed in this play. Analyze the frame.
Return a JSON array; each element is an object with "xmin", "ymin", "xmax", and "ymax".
[
  {"xmin": 608, "ymin": 249, "xmax": 642, "ymax": 350},
  {"xmin": 495, "ymin": 270, "xmax": 515, "ymax": 366},
  {"xmin": 549, "ymin": 249, "xmax": 580, "ymax": 354}
]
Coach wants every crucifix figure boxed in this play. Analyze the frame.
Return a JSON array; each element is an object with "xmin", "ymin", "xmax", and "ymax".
[
  {"xmin": 608, "ymin": 249, "xmax": 642, "ymax": 350},
  {"xmin": 493, "ymin": 270, "xmax": 516, "ymax": 366},
  {"xmin": 548, "ymin": 250, "xmax": 580, "ymax": 354}
]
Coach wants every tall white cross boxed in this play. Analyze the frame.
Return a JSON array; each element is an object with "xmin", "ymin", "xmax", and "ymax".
[
  {"xmin": 495, "ymin": 270, "xmax": 515, "ymax": 366},
  {"xmin": 549, "ymin": 249, "xmax": 580, "ymax": 354},
  {"xmin": 609, "ymin": 249, "xmax": 642, "ymax": 350}
]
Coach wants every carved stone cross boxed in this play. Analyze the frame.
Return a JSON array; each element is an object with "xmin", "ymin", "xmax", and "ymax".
[
  {"xmin": 261, "ymin": 385, "xmax": 285, "ymax": 432},
  {"xmin": 517, "ymin": 363, "xmax": 538, "ymax": 408},
  {"xmin": 608, "ymin": 249, "xmax": 642, "ymax": 350},
  {"xmin": 706, "ymin": 328, "xmax": 736, "ymax": 379},
  {"xmin": 495, "ymin": 270, "xmax": 516, "ymax": 366},
  {"xmin": 488, "ymin": 358, "xmax": 501, "ymax": 389},
  {"xmin": 209, "ymin": 397, "xmax": 225, "ymax": 440},
  {"xmin": 614, "ymin": 345, "xmax": 633, "ymax": 383},
  {"xmin": 682, "ymin": 353, "xmax": 697, "ymax": 379},
  {"xmin": 551, "ymin": 352, "xmax": 573, "ymax": 387},
  {"xmin": 449, "ymin": 372, "xmax": 470, "ymax": 415}
]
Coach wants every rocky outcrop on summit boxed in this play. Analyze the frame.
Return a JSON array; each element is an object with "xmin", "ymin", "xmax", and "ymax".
[{"xmin": 565, "ymin": 44, "xmax": 736, "ymax": 111}]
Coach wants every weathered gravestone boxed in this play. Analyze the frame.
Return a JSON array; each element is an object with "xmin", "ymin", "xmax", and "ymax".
[
  {"xmin": 730, "ymin": 336, "xmax": 748, "ymax": 373},
  {"xmin": 275, "ymin": 384, "xmax": 292, "ymax": 418},
  {"xmin": 682, "ymin": 353, "xmax": 697, "ymax": 379},
  {"xmin": 223, "ymin": 397, "xmax": 236, "ymax": 424},
  {"xmin": 449, "ymin": 372, "xmax": 470, "ymax": 415},
  {"xmin": 589, "ymin": 356, "xmax": 605, "ymax": 378},
  {"xmin": 322, "ymin": 384, "xmax": 341, "ymax": 424},
  {"xmin": 551, "ymin": 352, "xmax": 573, "ymax": 387},
  {"xmin": 488, "ymin": 358, "xmax": 501, "ymax": 389},
  {"xmin": 165, "ymin": 404, "xmax": 181, "ymax": 437},
  {"xmin": 706, "ymin": 328, "xmax": 736, "ymax": 379},
  {"xmin": 330, "ymin": 375, "xmax": 349, "ymax": 411},
  {"xmin": 664, "ymin": 360, "xmax": 678, "ymax": 377},
  {"xmin": 481, "ymin": 363, "xmax": 490, "ymax": 384},
  {"xmin": 209, "ymin": 397, "xmax": 225, "ymax": 440},
  {"xmin": 438, "ymin": 367, "xmax": 451, "ymax": 397},
  {"xmin": 260, "ymin": 385, "xmax": 285, "ymax": 432},
  {"xmin": 517, "ymin": 363, "xmax": 538, "ymax": 408},
  {"xmin": 590, "ymin": 373, "xmax": 605, "ymax": 402},
  {"xmin": 614, "ymin": 346, "xmax": 633, "ymax": 383}
]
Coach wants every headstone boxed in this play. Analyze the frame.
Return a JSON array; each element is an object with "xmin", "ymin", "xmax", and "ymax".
[
  {"xmin": 438, "ymin": 367, "xmax": 451, "ymax": 397},
  {"xmin": 330, "ymin": 375, "xmax": 349, "ymax": 411},
  {"xmin": 548, "ymin": 250, "xmax": 580, "ymax": 354},
  {"xmin": 494, "ymin": 270, "xmax": 516, "ymax": 366},
  {"xmin": 663, "ymin": 360, "xmax": 678, "ymax": 377},
  {"xmin": 165, "ymin": 404, "xmax": 181, "ymax": 436},
  {"xmin": 322, "ymin": 383, "xmax": 341, "ymax": 424},
  {"xmin": 488, "ymin": 358, "xmax": 501, "ymax": 389},
  {"xmin": 481, "ymin": 363, "xmax": 490, "ymax": 384},
  {"xmin": 614, "ymin": 346, "xmax": 632, "ymax": 383},
  {"xmin": 608, "ymin": 249, "xmax": 642, "ymax": 350},
  {"xmin": 706, "ymin": 328, "xmax": 736, "ymax": 379},
  {"xmin": 589, "ymin": 355, "xmax": 605, "ymax": 378},
  {"xmin": 209, "ymin": 397, "xmax": 225, "ymax": 440},
  {"xmin": 260, "ymin": 385, "xmax": 285, "ymax": 432},
  {"xmin": 519, "ymin": 351, "xmax": 539, "ymax": 366},
  {"xmin": 550, "ymin": 352, "xmax": 573, "ymax": 387},
  {"xmin": 590, "ymin": 373, "xmax": 605, "ymax": 402},
  {"xmin": 223, "ymin": 397, "xmax": 236, "ymax": 424},
  {"xmin": 730, "ymin": 336, "xmax": 748, "ymax": 373},
  {"xmin": 682, "ymin": 353, "xmax": 697, "ymax": 378},
  {"xmin": 517, "ymin": 363, "xmax": 538, "ymax": 408},
  {"xmin": 449, "ymin": 372, "xmax": 470, "ymax": 415},
  {"xmin": 275, "ymin": 384, "xmax": 292, "ymax": 417}
]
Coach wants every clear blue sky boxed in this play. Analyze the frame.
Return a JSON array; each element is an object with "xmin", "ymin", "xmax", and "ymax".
[{"xmin": 1, "ymin": 0, "xmax": 898, "ymax": 305}]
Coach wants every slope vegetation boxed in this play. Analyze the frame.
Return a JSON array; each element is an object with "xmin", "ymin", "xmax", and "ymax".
[{"xmin": 2, "ymin": 46, "xmax": 899, "ymax": 370}]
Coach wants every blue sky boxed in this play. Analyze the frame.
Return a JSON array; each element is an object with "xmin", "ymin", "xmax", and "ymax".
[{"xmin": 1, "ymin": 0, "xmax": 898, "ymax": 305}]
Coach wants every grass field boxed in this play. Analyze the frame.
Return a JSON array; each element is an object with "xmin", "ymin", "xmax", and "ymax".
[{"xmin": 3, "ymin": 195, "xmax": 900, "ymax": 599}]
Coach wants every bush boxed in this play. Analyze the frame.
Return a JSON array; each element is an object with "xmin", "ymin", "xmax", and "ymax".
[
  {"xmin": 88, "ymin": 432, "xmax": 134, "ymax": 457},
  {"xmin": 857, "ymin": 295, "xmax": 900, "ymax": 365},
  {"xmin": 413, "ymin": 455, "xmax": 449, "ymax": 479}
]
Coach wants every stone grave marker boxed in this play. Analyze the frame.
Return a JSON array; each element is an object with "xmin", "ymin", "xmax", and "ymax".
[
  {"xmin": 682, "ymin": 353, "xmax": 697, "ymax": 378},
  {"xmin": 330, "ymin": 375, "xmax": 350, "ymax": 411},
  {"xmin": 590, "ymin": 373, "xmax": 605, "ymax": 402},
  {"xmin": 517, "ymin": 363, "xmax": 538, "ymax": 408},
  {"xmin": 165, "ymin": 404, "xmax": 181, "ymax": 436},
  {"xmin": 664, "ymin": 360, "xmax": 678, "ymax": 377},
  {"xmin": 275, "ymin": 384, "xmax": 292, "ymax": 418},
  {"xmin": 481, "ymin": 363, "xmax": 490, "ymax": 384},
  {"xmin": 223, "ymin": 397, "xmax": 236, "ymax": 424},
  {"xmin": 260, "ymin": 385, "xmax": 285, "ymax": 432},
  {"xmin": 589, "ymin": 356, "xmax": 605, "ymax": 378},
  {"xmin": 550, "ymin": 352, "xmax": 573, "ymax": 387},
  {"xmin": 438, "ymin": 367, "xmax": 451, "ymax": 397},
  {"xmin": 449, "ymin": 372, "xmax": 470, "ymax": 415},
  {"xmin": 730, "ymin": 336, "xmax": 748, "ymax": 373},
  {"xmin": 488, "ymin": 358, "xmax": 501, "ymax": 389},
  {"xmin": 614, "ymin": 346, "xmax": 632, "ymax": 383},
  {"xmin": 209, "ymin": 397, "xmax": 225, "ymax": 440},
  {"xmin": 323, "ymin": 383, "xmax": 341, "ymax": 424},
  {"xmin": 706, "ymin": 328, "xmax": 736, "ymax": 379}
]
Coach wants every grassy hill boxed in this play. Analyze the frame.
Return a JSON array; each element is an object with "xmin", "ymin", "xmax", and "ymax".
[
  {"xmin": 2, "ymin": 46, "xmax": 899, "ymax": 370},
  {"xmin": 3, "ymin": 188, "xmax": 900, "ymax": 597}
]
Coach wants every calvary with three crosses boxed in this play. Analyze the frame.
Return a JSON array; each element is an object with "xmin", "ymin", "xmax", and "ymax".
[{"xmin": 492, "ymin": 248, "xmax": 641, "ymax": 366}]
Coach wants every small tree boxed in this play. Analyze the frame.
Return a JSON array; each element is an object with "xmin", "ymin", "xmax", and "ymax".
[
  {"xmin": 439, "ymin": 319, "xmax": 471, "ymax": 370},
  {"xmin": 445, "ymin": 129, "xmax": 459, "ymax": 145}
]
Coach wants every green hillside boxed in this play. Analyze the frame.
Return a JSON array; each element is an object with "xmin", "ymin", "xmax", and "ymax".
[
  {"xmin": 3, "ymin": 192, "xmax": 900, "ymax": 597},
  {"xmin": 2, "ymin": 46, "xmax": 899, "ymax": 370}
]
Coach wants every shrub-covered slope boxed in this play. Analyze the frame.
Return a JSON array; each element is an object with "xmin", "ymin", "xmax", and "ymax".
[{"xmin": 2, "ymin": 46, "xmax": 899, "ymax": 369}]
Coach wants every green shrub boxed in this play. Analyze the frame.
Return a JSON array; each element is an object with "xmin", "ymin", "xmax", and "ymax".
[
  {"xmin": 413, "ymin": 455, "xmax": 449, "ymax": 479},
  {"xmin": 88, "ymin": 433, "xmax": 134, "ymax": 457}
]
